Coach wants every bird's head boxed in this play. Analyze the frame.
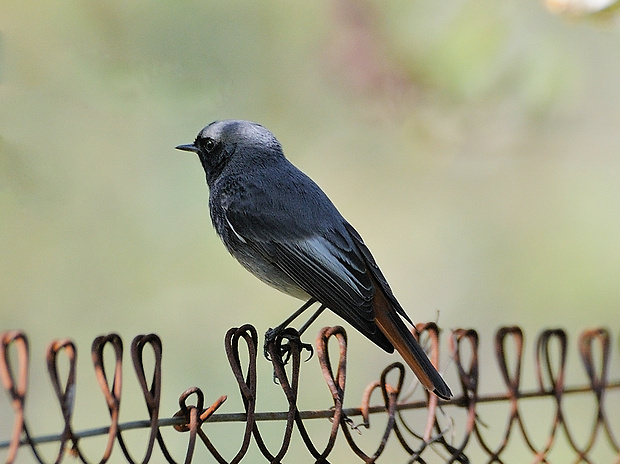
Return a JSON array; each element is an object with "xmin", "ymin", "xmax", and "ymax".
[{"xmin": 176, "ymin": 120, "xmax": 283, "ymax": 186}]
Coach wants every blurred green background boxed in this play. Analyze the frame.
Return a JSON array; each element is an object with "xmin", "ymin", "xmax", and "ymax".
[{"xmin": 1, "ymin": 0, "xmax": 619, "ymax": 462}]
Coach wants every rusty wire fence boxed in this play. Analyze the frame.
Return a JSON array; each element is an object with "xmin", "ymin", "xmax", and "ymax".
[{"xmin": 1, "ymin": 323, "xmax": 619, "ymax": 463}]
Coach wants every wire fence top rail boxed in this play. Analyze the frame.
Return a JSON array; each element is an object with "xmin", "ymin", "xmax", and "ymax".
[{"xmin": 1, "ymin": 324, "xmax": 619, "ymax": 464}]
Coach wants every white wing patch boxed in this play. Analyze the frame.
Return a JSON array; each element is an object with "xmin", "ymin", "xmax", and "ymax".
[
  {"xmin": 296, "ymin": 236, "xmax": 362, "ymax": 297},
  {"xmin": 225, "ymin": 213, "xmax": 247, "ymax": 244}
]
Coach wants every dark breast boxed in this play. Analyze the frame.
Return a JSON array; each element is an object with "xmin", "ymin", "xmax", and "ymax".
[{"xmin": 208, "ymin": 176, "xmax": 310, "ymax": 300}]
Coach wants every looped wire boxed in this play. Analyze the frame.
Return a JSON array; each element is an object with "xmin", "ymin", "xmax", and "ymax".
[
  {"xmin": 448, "ymin": 328, "xmax": 479, "ymax": 461},
  {"xmin": 0, "ymin": 331, "xmax": 38, "ymax": 464},
  {"xmin": 254, "ymin": 324, "xmax": 302, "ymax": 462},
  {"xmin": 579, "ymin": 328, "xmax": 619, "ymax": 455},
  {"xmin": 125, "ymin": 334, "xmax": 163, "ymax": 463},
  {"xmin": 46, "ymin": 339, "xmax": 81, "ymax": 462},
  {"xmin": 312, "ymin": 325, "xmax": 349, "ymax": 461},
  {"xmin": 1, "ymin": 325, "xmax": 619, "ymax": 463},
  {"xmin": 347, "ymin": 362, "xmax": 402, "ymax": 463},
  {"xmin": 414, "ymin": 322, "xmax": 443, "ymax": 441},
  {"xmin": 579, "ymin": 328, "xmax": 609, "ymax": 394},
  {"xmin": 173, "ymin": 387, "xmax": 203, "ymax": 464},
  {"xmin": 580, "ymin": 328, "xmax": 620, "ymax": 456},
  {"xmin": 191, "ymin": 324, "xmax": 260, "ymax": 464},
  {"xmin": 496, "ymin": 326, "xmax": 523, "ymax": 399},
  {"xmin": 536, "ymin": 329, "xmax": 567, "ymax": 397},
  {"xmin": 91, "ymin": 333, "xmax": 124, "ymax": 462},
  {"xmin": 402, "ymin": 323, "xmax": 468, "ymax": 463},
  {"xmin": 473, "ymin": 326, "xmax": 525, "ymax": 461}
]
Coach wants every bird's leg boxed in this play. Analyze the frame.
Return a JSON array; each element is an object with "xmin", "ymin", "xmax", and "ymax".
[
  {"xmin": 264, "ymin": 298, "xmax": 319, "ymax": 363},
  {"xmin": 268, "ymin": 297, "xmax": 317, "ymax": 335},
  {"xmin": 296, "ymin": 304, "xmax": 326, "ymax": 336},
  {"xmin": 275, "ymin": 304, "xmax": 326, "ymax": 364}
]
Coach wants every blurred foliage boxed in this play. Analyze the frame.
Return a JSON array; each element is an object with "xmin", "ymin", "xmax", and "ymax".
[{"xmin": 1, "ymin": 0, "xmax": 620, "ymax": 462}]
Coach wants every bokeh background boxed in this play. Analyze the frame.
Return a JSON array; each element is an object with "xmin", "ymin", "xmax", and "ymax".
[{"xmin": 1, "ymin": 0, "xmax": 619, "ymax": 462}]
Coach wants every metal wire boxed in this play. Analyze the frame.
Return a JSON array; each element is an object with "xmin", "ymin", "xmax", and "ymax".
[{"xmin": 1, "ymin": 324, "xmax": 619, "ymax": 463}]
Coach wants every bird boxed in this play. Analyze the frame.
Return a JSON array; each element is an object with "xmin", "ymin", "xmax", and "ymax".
[{"xmin": 176, "ymin": 120, "xmax": 452, "ymax": 400}]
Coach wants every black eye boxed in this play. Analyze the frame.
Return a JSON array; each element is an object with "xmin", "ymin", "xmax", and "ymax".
[{"xmin": 204, "ymin": 137, "xmax": 216, "ymax": 152}]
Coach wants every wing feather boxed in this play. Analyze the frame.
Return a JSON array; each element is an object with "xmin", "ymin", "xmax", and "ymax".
[
  {"xmin": 270, "ymin": 234, "xmax": 393, "ymax": 351},
  {"xmin": 236, "ymin": 223, "xmax": 393, "ymax": 352}
]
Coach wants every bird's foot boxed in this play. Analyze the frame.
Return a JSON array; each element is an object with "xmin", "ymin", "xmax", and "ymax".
[{"xmin": 264, "ymin": 326, "xmax": 313, "ymax": 367}]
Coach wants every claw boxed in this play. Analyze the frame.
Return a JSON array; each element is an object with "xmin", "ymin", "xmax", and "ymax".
[
  {"xmin": 263, "ymin": 327, "xmax": 313, "ymax": 370},
  {"xmin": 301, "ymin": 342, "xmax": 314, "ymax": 361},
  {"xmin": 264, "ymin": 327, "xmax": 280, "ymax": 361}
]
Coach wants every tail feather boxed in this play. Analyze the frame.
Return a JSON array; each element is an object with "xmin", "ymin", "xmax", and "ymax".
[{"xmin": 373, "ymin": 291, "xmax": 452, "ymax": 400}]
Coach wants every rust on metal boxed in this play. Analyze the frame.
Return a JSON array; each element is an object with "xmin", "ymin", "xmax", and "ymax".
[{"xmin": 1, "ymin": 325, "xmax": 619, "ymax": 463}]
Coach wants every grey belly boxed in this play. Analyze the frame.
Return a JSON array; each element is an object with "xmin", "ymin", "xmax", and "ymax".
[{"xmin": 233, "ymin": 249, "xmax": 310, "ymax": 301}]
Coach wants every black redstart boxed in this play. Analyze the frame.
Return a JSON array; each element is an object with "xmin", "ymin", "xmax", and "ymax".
[{"xmin": 176, "ymin": 120, "xmax": 452, "ymax": 400}]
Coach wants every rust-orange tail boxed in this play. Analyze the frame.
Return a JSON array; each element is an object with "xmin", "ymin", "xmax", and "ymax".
[{"xmin": 373, "ymin": 290, "xmax": 452, "ymax": 400}]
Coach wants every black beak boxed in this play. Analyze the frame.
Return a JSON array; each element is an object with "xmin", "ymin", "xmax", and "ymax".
[{"xmin": 175, "ymin": 143, "xmax": 199, "ymax": 153}]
